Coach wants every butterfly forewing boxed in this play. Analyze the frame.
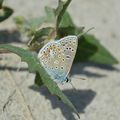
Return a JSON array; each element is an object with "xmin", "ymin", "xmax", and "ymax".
[{"xmin": 58, "ymin": 36, "xmax": 78, "ymax": 77}]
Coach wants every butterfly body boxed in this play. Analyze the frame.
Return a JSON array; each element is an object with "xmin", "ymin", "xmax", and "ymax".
[{"xmin": 38, "ymin": 35, "xmax": 78, "ymax": 83}]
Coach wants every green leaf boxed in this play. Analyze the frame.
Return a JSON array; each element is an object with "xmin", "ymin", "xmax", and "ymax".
[
  {"xmin": 0, "ymin": 44, "xmax": 80, "ymax": 118},
  {"xmin": 14, "ymin": 16, "xmax": 29, "ymax": 33},
  {"xmin": 56, "ymin": 10, "xmax": 118, "ymax": 64},
  {"xmin": 27, "ymin": 17, "xmax": 46, "ymax": 30},
  {"xmin": 59, "ymin": 12, "xmax": 75, "ymax": 28},
  {"xmin": 55, "ymin": 0, "xmax": 72, "ymax": 30},
  {"xmin": 57, "ymin": 12, "xmax": 84, "ymax": 37},
  {"xmin": 28, "ymin": 27, "xmax": 56, "ymax": 51},
  {"xmin": 35, "ymin": 72, "xmax": 43, "ymax": 87},
  {"xmin": 0, "ymin": 6, "xmax": 13, "ymax": 22},
  {"xmin": 74, "ymin": 34, "xmax": 118, "ymax": 64},
  {"xmin": 14, "ymin": 6, "xmax": 56, "ymax": 41},
  {"xmin": 14, "ymin": 16, "xmax": 46, "ymax": 37},
  {"xmin": 56, "ymin": 10, "xmax": 118, "ymax": 65},
  {"xmin": 58, "ymin": 26, "xmax": 84, "ymax": 37}
]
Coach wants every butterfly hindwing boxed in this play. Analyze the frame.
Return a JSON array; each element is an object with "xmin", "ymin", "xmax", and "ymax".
[{"xmin": 38, "ymin": 41, "xmax": 67, "ymax": 82}]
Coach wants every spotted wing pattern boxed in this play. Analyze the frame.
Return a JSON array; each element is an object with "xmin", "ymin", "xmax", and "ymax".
[
  {"xmin": 38, "ymin": 35, "xmax": 78, "ymax": 83},
  {"xmin": 58, "ymin": 36, "xmax": 78, "ymax": 77}
]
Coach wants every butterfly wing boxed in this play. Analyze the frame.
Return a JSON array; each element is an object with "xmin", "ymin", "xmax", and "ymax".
[
  {"xmin": 58, "ymin": 35, "xmax": 78, "ymax": 77},
  {"xmin": 38, "ymin": 41, "xmax": 68, "ymax": 83},
  {"xmin": 38, "ymin": 35, "xmax": 78, "ymax": 83}
]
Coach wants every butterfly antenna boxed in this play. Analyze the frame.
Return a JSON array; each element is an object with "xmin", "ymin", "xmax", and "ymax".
[{"xmin": 77, "ymin": 27, "xmax": 95, "ymax": 38}]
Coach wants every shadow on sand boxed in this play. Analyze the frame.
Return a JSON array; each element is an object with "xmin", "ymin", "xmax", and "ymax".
[
  {"xmin": 0, "ymin": 62, "xmax": 119, "ymax": 79},
  {"xmin": 30, "ymin": 86, "xmax": 96, "ymax": 120},
  {"xmin": 0, "ymin": 29, "xmax": 27, "ymax": 44}
]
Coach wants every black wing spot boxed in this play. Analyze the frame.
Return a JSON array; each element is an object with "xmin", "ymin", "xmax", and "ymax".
[
  {"xmin": 66, "ymin": 55, "xmax": 70, "ymax": 59},
  {"xmin": 58, "ymin": 55, "xmax": 61, "ymax": 58},
  {"xmin": 61, "ymin": 66, "xmax": 64, "ymax": 69},
  {"xmin": 55, "ymin": 66, "xmax": 58, "ymax": 69}
]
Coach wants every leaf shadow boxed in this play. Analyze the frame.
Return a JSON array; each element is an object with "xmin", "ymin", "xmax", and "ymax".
[
  {"xmin": 0, "ymin": 29, "xmax": 27, "ymax": 43},
  {"xmin": 29, "ymin": 85, "xmax": 96, "ymax": 120},
  {"xmin": 0, "ymin": 62, "xmax": 119, "ymax": 79},
  {"xmin": 0, "ymin": 66, "xmax": 28, "ymax": 71},
  {"xmin": 70, "ymin": 62, "xmax": 120, "ymax": 78}
]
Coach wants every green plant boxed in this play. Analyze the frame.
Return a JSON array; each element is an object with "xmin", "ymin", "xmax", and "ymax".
[
  {"xmin": 0, "ymin": 0, "xmax": 13, "ymax": 22},
  {"xmin": 0, "ymin": 0, "xmax": 118, "ymax": 119}
]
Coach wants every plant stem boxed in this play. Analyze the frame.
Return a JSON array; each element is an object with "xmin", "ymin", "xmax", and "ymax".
[
  {"xmin": 0, "ymin": 0, "xmax": 4, "ymax": 9},
  {"xmin": 56, "ymin": 0, "xmax": 72, "ymax": 33}
]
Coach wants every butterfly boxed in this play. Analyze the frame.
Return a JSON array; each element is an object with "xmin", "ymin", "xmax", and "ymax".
[
  {"xmin": 37, "ymin": 28, "xmax": 93, "ymax": 83},
  {"xmin": 38, "ymin": 35, "xmax": 78, "ymax": 83}
]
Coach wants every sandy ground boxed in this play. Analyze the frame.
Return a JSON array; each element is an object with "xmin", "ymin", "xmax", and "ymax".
[{"xmin": 0, "ymin": 0, "xmax": 120, "ymax": 120}]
